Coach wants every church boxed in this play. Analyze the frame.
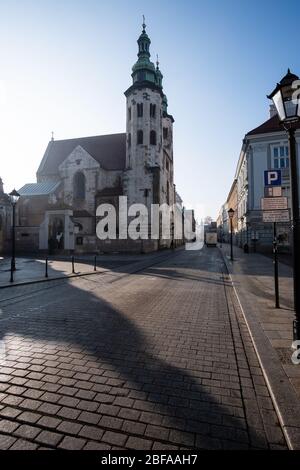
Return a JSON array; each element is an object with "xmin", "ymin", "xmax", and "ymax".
[{"xmin": 16, "ymin": 21, "xmax": 184, "ymax": 254}]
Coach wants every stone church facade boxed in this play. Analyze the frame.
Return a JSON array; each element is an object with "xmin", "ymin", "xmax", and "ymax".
[{"xmin": 17, "ymin": 22, "xmax": 183, "ymax": 254}]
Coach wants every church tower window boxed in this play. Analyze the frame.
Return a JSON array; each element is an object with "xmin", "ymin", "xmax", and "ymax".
[
  {"xmin": 128, "ymin": 133, "xmax": 131, "ymax": 147},
  {"xmin": 73, "ymin": 172, "xmax": 86, "ymax": 200},
  {"xmin": 137, "ymin": 103, "xmax": 143, "ymax": 117},
  {"xmin": 137, "ymin": 130, "xmax": 143, "ymax": 145},
  {"xmin": 150, "ymin": 130, "xmax": 157, "ymax": 145},
  {"xmin": 128, "ymin": 107, "xmax": 132, "ymax": 120},
  {"xmin": 150, "ymin": 104, "xmax": 156, "ymax": 118}
]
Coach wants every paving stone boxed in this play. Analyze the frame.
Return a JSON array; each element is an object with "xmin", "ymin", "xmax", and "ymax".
[
  {"xmin": 169, "ymin": 429, "xmax": 195, "ymax": 447},
  {"xmin": 98, "ymin": 404, "xmax": 120, "ymax": 416},
  {"xmin": 0, "ymin": 406, "xmax": 22, "ymax": 419},
  {"xmin": 0, "ymin": 419, "xmax": 19, "ymax": 434},
  {"xmin": 78, "ymin": 425, "xmax": 104, "ymax": 440},
  {"xmin": 126, "ymin": 436, "xmax": 153, "ymax": 450},
  {"xmin": 99, "ymin": 415, "xmax": 123, "ymax": 430},
  {"xmin": 58, "ymin": 436, "xmax": 86, "ymax": 450},
  {"xmin": 10, "ymin": 439, "xmax": 39, "ymax": 450},
  {"xmin": 37, "ymin": 416, "xmax": 62, "ymax": 429},
  {"xmin": 78, "ymin": 411, "xmax": 100, "ymax": 425},
  {"xmin": 84, "ymin": 441, "xmax": 111, "ymax": 450},
  {"xmin": 0, "ymin": 433, "xmax": 17, "ymax": 449},
  {"xmin": 122, "ymin": 420, "xmax": 146, "ymax": 436},
  {"xmin": 102, "ymin": 431, "xmax": 127, "ymax": 447},
  {"xmin": 118, "ymin": 408, "xmax": 141, "ymax": 421},
  {"xmin": 14, "ymin": 424, "xmax": 41, "ymax": 440},
  {"xmin": 36, "ymin": 430, "xmax": 63, "ymax": 447}
]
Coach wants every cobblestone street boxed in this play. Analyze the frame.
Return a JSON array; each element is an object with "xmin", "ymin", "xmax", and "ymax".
[{"xmin": 0, "ymin": 247, "xmax": 288, "ymax": 450}]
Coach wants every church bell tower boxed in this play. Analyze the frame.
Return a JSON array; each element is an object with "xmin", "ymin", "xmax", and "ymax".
[{"xmin": 123, "ymin": 19, "xmax": 175, "ymax": 247}]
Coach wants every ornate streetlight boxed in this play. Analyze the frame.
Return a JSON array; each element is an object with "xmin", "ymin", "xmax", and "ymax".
[
  {"xmin": 8, "ymin": 189, "xmax": 20, "ymax": 278},
  {"xmin": 228, "ymin": 208, "xmax": 235, "ymax": 262},
  {"xmin": 268, "ymin": 69, "xmax": 300, "ymax": 340}
]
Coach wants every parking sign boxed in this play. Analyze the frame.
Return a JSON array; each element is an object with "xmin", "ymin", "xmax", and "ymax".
[{"xmin": 264, "ymin": 170, "xmax": 282, "ymax": 186}]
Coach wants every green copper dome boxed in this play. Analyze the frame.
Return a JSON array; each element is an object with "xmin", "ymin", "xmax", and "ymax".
[{"xmin": 131, "ymin": 21, "xmax": 162, "ymax": 88}]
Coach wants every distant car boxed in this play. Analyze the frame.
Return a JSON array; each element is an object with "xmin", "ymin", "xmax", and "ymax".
[{"xmin": 205, "ymin": 232, "xmax": 217, "ymax": 247}]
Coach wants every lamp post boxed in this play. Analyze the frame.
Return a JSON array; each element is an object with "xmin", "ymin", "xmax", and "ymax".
[
  {"xmin": 8, "ymin": 189, "xmax": 20, "ymax": 276},
  {"xmin": 228, "ymin": 208, "xmax": 235, "ymax": 261},
  {"xmin": 268, "ymin": 69, "xmax": 300, "ymax": 340}
]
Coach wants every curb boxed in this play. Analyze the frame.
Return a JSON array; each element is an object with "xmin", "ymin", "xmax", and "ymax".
[{"xmin": 220, "ymin": 248, "xmax": 300, "ymax": 450}]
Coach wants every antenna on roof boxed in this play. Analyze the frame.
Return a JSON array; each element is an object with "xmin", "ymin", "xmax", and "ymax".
[{"xmin": 51, "ymin": 131, "xmax": 54, "ymax": 142}]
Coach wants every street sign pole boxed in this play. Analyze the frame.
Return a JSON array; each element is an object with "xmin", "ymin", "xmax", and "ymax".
[{"xmin": 273, "ymin": 222, "xmax": 280, "ymax": 309}]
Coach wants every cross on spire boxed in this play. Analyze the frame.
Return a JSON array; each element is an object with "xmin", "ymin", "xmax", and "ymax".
[{"xmin": 142, "ymin": 15, "xmax": 146, "ymax": 32}]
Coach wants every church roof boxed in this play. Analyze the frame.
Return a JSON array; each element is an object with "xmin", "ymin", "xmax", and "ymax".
[
  {"xmin": 247, "ymin": 114, "xmax": 300, "ymax": 136},
  {"xmin": 18, "ymin": 181, "xmax": 61, "ymax": 196},
  {"xmin": 37, "ymin": 133, "xmax": 126, "ymax": 177}
]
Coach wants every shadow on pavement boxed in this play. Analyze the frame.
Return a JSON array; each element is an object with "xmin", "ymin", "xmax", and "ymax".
[{"xmin": 0, "ymin": 248, "xmax": 269, "ymax": 449}]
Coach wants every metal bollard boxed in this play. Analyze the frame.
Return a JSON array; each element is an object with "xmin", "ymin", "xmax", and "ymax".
[
  {"xmin": 94, "ymin": 255, "xmax": 97, "ymax": 272},
  {"xmin": 72, "ymin": 256, "xmax": 75, "ymax": 274},
  {"xmin": 45, "ymin": 257, "xmax": 48, "ymax": 278},
  {"xmin": 10, "ymin": 258, "xmax": 14, "ymax": 283}
]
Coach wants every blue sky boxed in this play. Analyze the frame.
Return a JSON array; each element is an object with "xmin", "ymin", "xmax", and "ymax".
[{"xmin": 1, "ymin": 0, "xmax": 300, "ymax": 219}]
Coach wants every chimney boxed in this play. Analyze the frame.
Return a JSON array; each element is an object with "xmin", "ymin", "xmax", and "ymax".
[{"xmin": 269, "ymin": 104, "xmax": 277, "ymax": 118}]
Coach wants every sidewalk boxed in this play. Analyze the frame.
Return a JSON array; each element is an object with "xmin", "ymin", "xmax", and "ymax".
[
  {"xmin": 0, "ymin": 254, "xmax": 149, "ymax": 288},
  {"xmin": 220, "ymin": 243, "xmax": 300, "ymax": 448},
  {"xmin": 0, "ymin": 250, "xmax": 183, "ymax": 288}
]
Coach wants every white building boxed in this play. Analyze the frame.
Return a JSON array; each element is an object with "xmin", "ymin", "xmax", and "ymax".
[{"xmin": 234, "ymin": 70, "xmax": 300, "ymax": 251}]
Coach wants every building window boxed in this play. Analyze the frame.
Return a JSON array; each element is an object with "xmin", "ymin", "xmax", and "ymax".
[
  {"xmin": 166, "ymin": 159, "xmax": 169, "ymax": 172},
  {"xmin": 128, "ymin": 133, "xmax": 131, "ymax": 147},
  {"xmin": 167, "ymin": 181, "xmax": 170, "ymax": 204},
  {"xmin": 76, "ymin": 236, "xmax": 83, "ymax": 245},
  {"xmin": 150, "ymin": 130, "xmax": 157, "ymax": 145},
  {"xmin": 137, "ymin": 103, "xmax": 143, "ymax": 117},
  {"xmin": 272, "ymin": 145, "xmax": 289, "ymax": 169},
  {"xmin": 163, "ymin": 127, "xmax": 168, "ymax": 139},
  {"xmin": 150, "ymin": 104, "xmax": 156, "ymax": 118},
  {"xmin": 128, "ymin": 107, "xmax": 131, "ymax": 120},
  {"xmin": 137, "ymin": 130, "xmax": 143, "ymax": 145},
  {"xmin": 73, "ymin": 172, "xmax": 86, "ymax": 200}
]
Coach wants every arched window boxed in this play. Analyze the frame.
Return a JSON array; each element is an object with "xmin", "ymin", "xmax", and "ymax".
[
  {"xmin": 137, "ymin": 130, "xmax": 143, "ymax": 145},
  {"xmin": 150, "ymin": 130, "xmax": 157, "ymax": 145},
  {"xmin": 73, "ymin": 172, "xmax": 86, "ymax": 200}
]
